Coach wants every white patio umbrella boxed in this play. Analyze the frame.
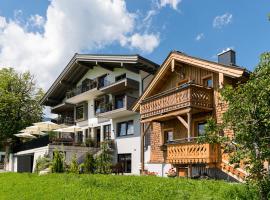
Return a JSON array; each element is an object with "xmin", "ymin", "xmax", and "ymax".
[
  {"xmin": 19, "ymin": 126, "xmax": 47, "ymax": 136},
  {"xmin": 33, "ymin": 121, "xmax": 60, "ymax": 132},
  {"xmin": 14, "ymin": 133, "xmax": 37, "ymax": 139},
  {"xmin": 53, "ymin": 128, "xmax": 64, "ymax": 132},
  {"xmin": 61, "ymin": 125, "xmax": 82, "ymax": 133}
]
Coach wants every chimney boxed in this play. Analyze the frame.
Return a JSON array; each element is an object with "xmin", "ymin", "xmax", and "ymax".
[{"xmin": 218, "ymin": 49, "xmax": 236, "ymax": 66}]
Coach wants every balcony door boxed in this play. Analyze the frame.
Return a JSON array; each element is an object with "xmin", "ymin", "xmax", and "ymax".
[
  {"xmin": 96, "ymin": 128, "xmax": 101, "ymax": 148},
  {"xmin": 114, "ymin": 94, "xmax": 125, "ymax": 109},
  {"xmin": 164, "ymin": 130, "xmax": 174, "ymax": 144},
  {"xmin": 118, "ymin": 154, "xmax": 131, "ymax": 173}
]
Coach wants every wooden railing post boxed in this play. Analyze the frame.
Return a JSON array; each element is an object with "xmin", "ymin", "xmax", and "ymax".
[{"xmin": 187, "ymin": 111, "xmax": 192, "ymax": 142}]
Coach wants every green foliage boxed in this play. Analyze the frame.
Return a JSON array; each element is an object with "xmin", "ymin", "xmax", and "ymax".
[
  {"xmin": 85, "ymin": 138, "xmax": 95, "ymax": 147},
  {"xmin": 197, "ymin": 118, "xmax": 228, "ymax": 144},
  {"xmin": 34, "ymin": 154, "xmax": 51, "ymax": 173},
  {"xmin": 0, "ymin": 173, "xmax": 258, "ymax": 199},
  {"xmin": 95, "ymin": 141, "xmax": 112, "ymax": 174},
  {"xmin": 0, "ymin": 68, "xmax": 44, "ymax": 144},
  {"xmin": 68, "ymin": 154, "xmax": 79, "ymax": 174},
  {"xmin": 204, "ymin": 52, "xmax": 270, "ymax": 199},
  {"xmin": 51, "ymin": 149, "xmax": 65, "ymax": 173},
  {"xmin": 0, "ymin": 68, "xmax": 44, "ymax": 167},
  {"xmin": 83, "ymin": 152, "xmax": 95, "ymax": 174}
]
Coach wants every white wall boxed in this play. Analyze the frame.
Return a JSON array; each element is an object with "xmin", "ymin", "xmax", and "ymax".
[{"xmin": 112, "ymin": 114, "xmax": 141, "ymax": 174}]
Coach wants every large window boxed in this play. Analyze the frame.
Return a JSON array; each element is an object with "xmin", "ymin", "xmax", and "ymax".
[
  {"xmin": 103, "ymin": 124, "xmax": 111, "ymax": 140},
  {"xmin": 114, "ymin": 94, "xmax": 125, "ymax": 109},
  {"xmin": 117, "ymin": 120, "xmax": 134, "ymax": 137},
  {"xmin": 197, "ymin": 122, "xmax": 206, "ymax": 136},
  {"xmin": 98, "ymin": 74, "xmax": 108, "ymax": 88},
  {"xmin": 76, "ymin": 105, "xmax": 84, "ymax": 120},
  {"xmin": 118, "ymin": 154, "xmax": 131, "ymax": 173}
]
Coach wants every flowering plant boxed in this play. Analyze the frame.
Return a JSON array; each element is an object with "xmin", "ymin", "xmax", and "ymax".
[
  {"xmin": 144, "ymin": 171, "xmax": 158, "ymax": 176},
  {"xmin": 166, "ymin": 168, "xmax": 177, "ymax": 177}
]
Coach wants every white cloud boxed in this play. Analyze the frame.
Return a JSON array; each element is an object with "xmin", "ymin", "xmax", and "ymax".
[
  {"xmin": 29, "ymin": 14, "xmax": 45, "ymax": 28},
  {"xmin": 126, "ymin": 33, "xmax": 160, "ymax": 53},
  {"xmin": 159, "ymin": 0, "xmax": 181, "ymax": 10},
  {"xmin": 0, "ymin": 0, "xmax": 160, "ymax": 90},
  {"xmin": 195, "ymin": 33, "xmax": 204, "ymax": 41},
  {"xmin": 213, "ymin": 13, "xmax": 233, "ymax": 28}
]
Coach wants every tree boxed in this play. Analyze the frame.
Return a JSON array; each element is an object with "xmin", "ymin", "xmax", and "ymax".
[
  {"xmin": 0, "ymin": 68, "xmax": 44, "ymax": 169},
  {"xmin": 51, "ymin": 149, "xmax": 65, "ymax": 173},
  {"xmin": 83, "ymin": 152, "xmax": 95, "ymax": 174},
  {"xmin": 69, "ymin": 154, "xmax": 79, "ymax": 174},
  {"xmin": 95, "ymin": 141, "xmax": 112, "ymax": 174},
  {"xmin": 202, "ymin": 53, "xmax": 270, "ymax": 200}
]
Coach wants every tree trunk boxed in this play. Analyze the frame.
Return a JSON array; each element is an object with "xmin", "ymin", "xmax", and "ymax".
[{"xmin": 4, "ymin": 144, "xmax": 10, "ymax": 171}]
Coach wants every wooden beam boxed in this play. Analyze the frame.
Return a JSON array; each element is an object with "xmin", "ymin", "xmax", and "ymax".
[
  {"xmin": 76, "ymin": 61, "xmax": 94, "ymax": 69},
  {"xmin": 171, "ymin": 59, "xmax": 175, "ymax": 72},
  {"xmin": 140, "ymin": 122, "xmax": 152, "ymax": 174},
  {"xmin": 219, "ymin": 72, "xmax": 224, "ymax": 88},
  {"xmin": 123, "ymin": 64, "xmax": 140, "ymax": 74},
  {"xmin": 176, "ymin": 116, "xmax": 188, "ymax": 129},
  {"xmin": 141, "ymin": 108, "xmax": 191, "ymax": 123},
  {"xmin": 97, "ymin": 63, "xmax": 114, "ymax": 71},
  {"xmin": 187, "ymin": 111, "xmax": 192, "ymax": 141}
]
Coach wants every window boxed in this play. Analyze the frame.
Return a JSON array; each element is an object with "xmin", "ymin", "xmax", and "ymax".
[
  {"xmin": 202, "ymin": 75, "xmax": 213, "ymax": 88},
  {"xmin": 114, "ymin": 94, "xmax": 125, "ymax": 109},
  {"xmin": 117, "ymin": 120, "xmax": 134, "ymax": 136},
  {"xmin": 103, "ymin": 125, "xmax": 111, "ymax": 140},
  {"xmin": 76, "ymin": 105, "xmax": 84, "ymax": 120},
  {"xmin": 98, "ymin": 74, "xmax": 108, "ymax": 88},
  {"xmin": 164, "ymin": 130, "xmax": 174, "ymax": 143},
  {"xmin": 115, "ymin": 73, "xmax": 126, "ymax": 82},
  {"xmin": 118, "ymin": 154, "xmax": 131, "ymax": 173},
  {"xmin": 95, "ymin": 98, "xmax": 105, "ymax": 114},
  {"xmin": 198, "ymin": 122, "xmax": 206, "ymax": 136}
]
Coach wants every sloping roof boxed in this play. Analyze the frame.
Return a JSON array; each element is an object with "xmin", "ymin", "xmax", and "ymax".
[
  {"xmin": 40, "ymin": 54, "xmax": 159, "ymax": 106},
  {"xmin": 132, "ymin": 51, "xmax": 248, "ymax": 112}
]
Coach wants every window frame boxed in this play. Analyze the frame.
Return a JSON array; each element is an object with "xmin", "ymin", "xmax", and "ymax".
[
  {"xmin": 202, "ymin": 74, "xmax": 213, "ymax": 88},
  {"xmin": 103, "ymin": 124, "xmax": 111, "ymax": 140},
  {"xmin": 117, "ymin": 120, "xmax": 134, "ymax": 137},
  {"xmin": 118, "ymin": 153, "xmax": 131, "ymax": 173},
  {"xmin": 75, "ymin": 105, "xmax": 84, "ymax": 121}
]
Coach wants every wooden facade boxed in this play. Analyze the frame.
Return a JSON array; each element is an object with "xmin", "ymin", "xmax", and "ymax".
[{"xmin": 135, "ymin": 51, "xmax": 248, "ymax": 181}]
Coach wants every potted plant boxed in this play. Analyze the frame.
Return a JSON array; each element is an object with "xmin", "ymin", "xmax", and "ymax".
[{"xmin": 166, "ymin": 168, "xmax": 177, "ymax": 178}]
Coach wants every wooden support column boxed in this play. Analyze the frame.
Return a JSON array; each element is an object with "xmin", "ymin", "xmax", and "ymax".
[
  {"xmin": 219, "ymin": 72, "xmax": 224, "ymax": 89},
  {"xmin": 187, "ymin": 111, "xmax": 192, "ymax": 142},
  {"xmin": 188, "ymin": 165, "xmax": 192, "ymax": 178},
  {"xmin": 140, "ymin": 122, "xmax": 151, "ymax": 174}
]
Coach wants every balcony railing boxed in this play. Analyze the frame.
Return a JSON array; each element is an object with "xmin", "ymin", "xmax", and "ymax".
[
  {"xmin": 95, "ymin": 95, "xmax": 137, "ymax": 115},
  {"xmin": 166, "ymin": 142, "xmax": 220, "ymax": 164},
  {"xmin": 66, "ymin": 79, "xmax": 97, "ymax": 98},
  {"xmin": 140, "ymin": 83, "xmax": 213, "ymax": 119},
  {"xmin": 56, "ymin": 116, "xmax": 75, "ymax": 125}
]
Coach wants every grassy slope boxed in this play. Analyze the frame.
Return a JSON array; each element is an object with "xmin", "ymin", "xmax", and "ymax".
[{"xmin": 0, "ymin": 173, "xmax": 257, "ymax": 200}]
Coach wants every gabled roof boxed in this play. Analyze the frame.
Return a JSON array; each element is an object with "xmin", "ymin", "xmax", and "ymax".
[
  {"xmin": 40, "ymin": 54, "xmax": 159, "ymax": 106},
  {"xmin": 132, "ymin": 51, "xmax": 248, "ymax": 112}
]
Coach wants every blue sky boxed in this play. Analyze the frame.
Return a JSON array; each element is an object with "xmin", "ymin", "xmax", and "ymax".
[{"xmin": 0, "ymin": 0, "xmax": 269, "ymax": 89}]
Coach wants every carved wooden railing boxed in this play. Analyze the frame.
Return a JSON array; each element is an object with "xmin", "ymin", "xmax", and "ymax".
[
  {"xmin": 140, "ymin": 83, "xmax": 213, "ymax": 119},
  {"xmin": 166, "ymin": 143, "xmax": 220, "ymax": 164}
]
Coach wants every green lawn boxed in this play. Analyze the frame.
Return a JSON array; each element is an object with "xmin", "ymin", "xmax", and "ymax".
[{"xmin": 0, "ymin": 173, "xmax": 258, "ymax": 200}]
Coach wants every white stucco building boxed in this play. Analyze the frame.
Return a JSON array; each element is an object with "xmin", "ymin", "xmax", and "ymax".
[{"xmin": 9, "ymin": 54, "xmax": 158, "ymax": 174}]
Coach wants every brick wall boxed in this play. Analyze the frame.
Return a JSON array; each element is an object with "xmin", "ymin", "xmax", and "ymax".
[{"xmin": 150, "ymin": 122, "xmax": 165, "ymax": 163}]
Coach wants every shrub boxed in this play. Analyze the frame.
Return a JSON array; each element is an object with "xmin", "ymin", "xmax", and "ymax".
[
  {"xmin": 83, "ymin": 152, "xmax": 95, "ymax": 174},
  {"xmin": 51, "ymin": 149, "xmax": 65, "ymax": 173},
  {"xmin": 68, "ymin": 154, "xmax": 79, "ymax": 174},
  {"xmin": 34, "ymin": 154, "xmax": 51, "ymax": 173},
  {"xmin": 95, "ymin": 141, "xmax": 112, "ymax": 174}
]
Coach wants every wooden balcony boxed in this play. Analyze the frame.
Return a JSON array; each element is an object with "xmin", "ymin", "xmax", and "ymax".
[
  {"xmin": 166, "ymin": 143, "xmax": 220, "ymax": 164},
  {"xmin": 140, "ymin": 83, "xmax": 213, "ymax": 119}
]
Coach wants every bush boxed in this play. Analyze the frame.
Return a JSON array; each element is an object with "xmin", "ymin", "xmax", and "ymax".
[
  {"xmin": 34, "ymin": 154, "xmax": 51, "ymax": 173},
  {"xmin": 68, "ymin": 154, "xmax": 79, "ymax": 174},
  {"xmin": 51, "ymin": 149, "xmax": 65, "ymax": 173},
  {"xmin": 83, "ymin": 152, "xmax": 95, "ymax": 174},
  {"xmin": 95, "ymin": 141, "xmax": 112, "ymax": 174}
]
